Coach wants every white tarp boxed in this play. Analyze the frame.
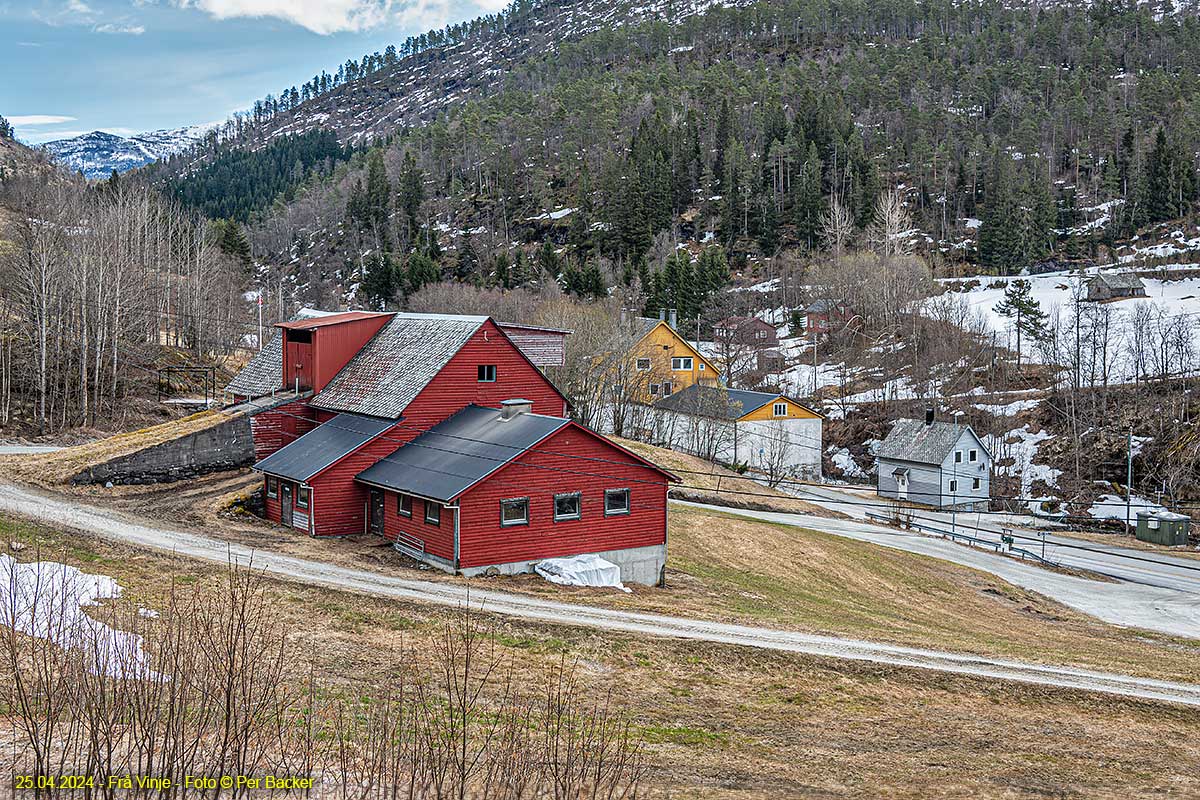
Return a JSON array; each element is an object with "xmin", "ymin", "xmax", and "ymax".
[
  {"xmin": 534, "ymin": 554, "xmax": 631, "ymax": 593},
  {"xmin": 0, "ymin": 554, "xmax": 161, "ymax": 679}
]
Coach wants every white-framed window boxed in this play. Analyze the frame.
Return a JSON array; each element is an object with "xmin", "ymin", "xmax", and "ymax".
[
  {"xmin": 671, "ymin": 356, "xmax": 693, "ymax": 371},
  {"xmin": 554, "ymin": 492, "xmax": 581, "ymax": 521},
  {"xmin": 266, "ymin": 476, "xmax": 277, "ymax": 499},
  {"xmin": 972, "ymin": 478, "xmax": 981, "ymax": 490},
  {"xmin": 425, "ymin": 501, "xmax": 441, "ymax": 526},
  {"xmin": 477, "ymin": 364, "xmax": 497, "ymax": 382},
  {"xmin": 636, "ymin": 358, "xmax": 651, "ymax": 371},
  {"xmin": 772, "ymin": 402, "xmax": 787, "ymax": 417},
  {"xmin": 397, "ymin": 494, "xmax": 412, "ymax": 517},
  {"xmin": 649, "ymin": 383, "xmax": 660, "ymax": 395},
  {"xmin": 969, "ymin": 449, "xmax": 978, "ymax": 463},
  {"xmin": 949, "ymin": 479, "xmax": 958, "ymax": 494},
  {"xmin": 297, "ymin": 485, "xmax": 310, "ymax": 508},
  {"xmin": 662, "ymin": 381, "xmax": 673, "ymax": 396},
  {"xmin": 698, "ymin": 363, "xmax": 705, "ymax": 371},
  {"xmin": 954, "ymin": 451, "xmax": 963, "ymax": 464},
  {"xmin": 755, "ymin": 329, "xmax": 768, "ymax": 339},
  {"xmin": 605, "ymin": 488, "xmax": 630, "ymax": 516},
  {"xmin": 500, "ymin": 497, "xmax": 529, "ymax": 526}
]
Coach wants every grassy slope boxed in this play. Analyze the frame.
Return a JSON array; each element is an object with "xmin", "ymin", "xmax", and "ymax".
[{"xmin": 3, "ymin": 513, "xmax": 1199, "ymax": 799}]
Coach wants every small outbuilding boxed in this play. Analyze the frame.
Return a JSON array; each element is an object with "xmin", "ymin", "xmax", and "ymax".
[
  {"xmin": 1135, "ymin": 510, "xmax": 1191, "ymax": 546},
  {"xmin": 1085, "ymin": 273, "xmax": 1147, "ymax": 302},
  {"xmin": 875, "ymin": 414, "xmax": 992, "ymax": 511}
]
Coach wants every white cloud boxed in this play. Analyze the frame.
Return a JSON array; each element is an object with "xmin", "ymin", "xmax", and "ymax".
[
  {"xmin": 8, "ymin": 115, "xmax": 77, "ymax": 126},
  {"xmin": 175, "ymin": 0, "xmax": 394, "ymax": 34},
  {"xmin": 95, "ymin": 22, "xmax": 146, "ymax": 33},
  {"xmin": 66, "ymin": 0, "xmax": 94, "ymax": 13}
]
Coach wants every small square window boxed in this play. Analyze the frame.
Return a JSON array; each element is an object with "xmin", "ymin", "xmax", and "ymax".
[
  {"xmin": 636, "ymin": 358, "xmax": 651, "ymax": 371},
  {"xmin": 266, "ymin": 476, "xmax": 277, "ymax": 499},
  {"xmin": 478, "ymin": 364, "xmax": 497, "ymax": 382},
  {"xmin": 649, "ymin": 383, "xmax": 660, "ymax": 396},
  {"xmin": 969, "ymin": 449, "xmax": 978, "ymax": 462},
  {"xmin": 425, "ymin": 502, "xmax": 442, "ymax": 526},
  {"xmin": 954, "ymin": 451, "xmax": 963, "ymax": 464},
  {"xmin": 297, "ymin": 485, "xmax": 310, "ymax": 508},
  {"xmin": 554, "ymin": 492, "xmax": 581, "ymax": 521},
  {"xmin": 949, "ymin": 480, "xmax": 958, "ymax": 494},
  {"xmin": 500, "ymin": 497, "xmax": 529, "ymax": 526},
  {"xmin": 397, "ymin": 495, "xmax": 412, "ymax": 517},
  {"xmin": 698, "ymin": 363, "xmax": 705, "ymax": 370},
  {"xmin": 772, "ymin": 402, "xmax": 787, "ymax": 417},
  {"xmin": 605, "ymin": 488, "xmax": 630, "ymax": 516},
  {"xmin": 972, "ymin": 478, "xmax": 981, "ymax": 490}
]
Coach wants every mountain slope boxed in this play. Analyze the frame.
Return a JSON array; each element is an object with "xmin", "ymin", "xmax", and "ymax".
[{"xmin": 44, "ymin": 124, "xmax": 216, "ymax": 179}]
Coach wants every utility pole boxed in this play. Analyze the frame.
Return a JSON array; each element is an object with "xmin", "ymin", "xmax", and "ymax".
[
  {"xmin": 257, "ymin": 292, "xmax": 263, "ymax": 351},
  {"xmin": 812, "ymin": 327, "xmax": 818, "ymax": 399},
  {"xmin": 1125, "ymin": 427, "xmax": 1134, "ymax": 536}
]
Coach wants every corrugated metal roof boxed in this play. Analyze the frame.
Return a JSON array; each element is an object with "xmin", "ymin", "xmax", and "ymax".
[
  {"xmin": 275, "ymin": 311, "xmax": 391, "ymax": 330},
  {"xmin": 225, "ymin": 308, "xmax": 335, "ymax": 397},
  {"xmin": 310, "ymin": 313, "xmax": 487, "ymax": 418},
  {"xmin": 655, "ymin": 384, "xmax": 795, "ymax": 420},
  {"xmin": 356, "ymin": 405, "xmax": 569, "ymax": 502},
  {"xmin": 253, "ymin": 413, "xmax": 394, "ymax": 481},
  {"xmin": 876, "ymin": 418, "xmax": 982, "ymax": 466}
]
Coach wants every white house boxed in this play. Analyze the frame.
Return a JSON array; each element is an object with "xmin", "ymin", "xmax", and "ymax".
[{"xmin": 875, "ymin": 414, "xmax": 992, "ymax": 511}]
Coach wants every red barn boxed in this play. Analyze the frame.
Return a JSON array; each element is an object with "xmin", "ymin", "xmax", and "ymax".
[{"xmin": 356, "ymin": 402, "xmax": 675, "ymax": 585}]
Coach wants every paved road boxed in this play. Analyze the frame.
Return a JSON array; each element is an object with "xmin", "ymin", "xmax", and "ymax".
[
  {"xmin": 0, "ymin": 445, "xmax": 63, "ymax": 455},
  {"xmin": 678, "ymin": 499, "xmax": 1200, "ymax": 640},
  {"xmin": 1, "ymin": 483, "xmax": 1199, "ymax": 707},
  {"xmin": 787, "ymin": 484, "xmax": 1200, "ymax": 595}
]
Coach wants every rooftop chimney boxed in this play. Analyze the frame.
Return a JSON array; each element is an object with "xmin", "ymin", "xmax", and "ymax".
[
  {"xmin": 668, "ymin": 308, "xmax": 678, "ymax": 329},
  {"xmin": 925, "ymin": 407, "xmax": 935, "ymax": 426},
  {"xmin": 501, "ymin": 399, "xmax": 533, "ymax": 420},
  {"xmin": 658, "ymin": 308, "xmax": 666, "ymax": 322}
]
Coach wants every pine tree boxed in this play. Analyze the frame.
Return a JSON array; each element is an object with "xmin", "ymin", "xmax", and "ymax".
[
  {"xmin": 493, "ymin": 252, "xmax": 511, "ymax": 289},
  {"xmin": 994, "ymin": 279, "xmax": 1047, "ymax": 368},
  {"xmin": 978, "ymin": 153, "xmax": 1024, "ymax": 273},
  {"xmin": 397, "ymin": 151, "xmax": 424, "ymax": 244},
  {"xmin": 405, "ymin": 251, "xmax": 440, "ymax": 293},
  {"xmin": 456, "ymin": 237, "xmax": 480, "ymax": 279},
  {"xmin": 1145, "ymin": 127, "xmax": 1175, "ymax": 225},
  {"xmin": 212, "ymin": 218, "xmax": 253, "ymax": 268},
  {"xmin": 537, "ymin": 240, "xmax": 559, "ymax": 281},
  {"xmin": 0, "ymin": 116, "xmax": 12, "ymax": 139},
  {"xmin": 792, "ymin": 143, "xmax": 824, "ymax": 249},
  {"xmin": 363, "ymin": 252, "xmax": 399, "ymax": 306}
]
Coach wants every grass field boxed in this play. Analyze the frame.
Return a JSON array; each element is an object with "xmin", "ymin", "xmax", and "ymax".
[{"xmin": 2, "ymin": 513, "xmax": 1199, "ymax": 799}]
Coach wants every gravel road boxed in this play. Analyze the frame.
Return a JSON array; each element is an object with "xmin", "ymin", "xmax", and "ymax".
[{"xmin": 2, "ymin": 481, "xmax": 1200, "ymax": 707}]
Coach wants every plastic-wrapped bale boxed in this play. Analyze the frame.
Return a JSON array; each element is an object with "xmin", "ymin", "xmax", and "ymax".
[{"xmin": 534, "ymin": 554, "xmax": 631, "ymax": 593}]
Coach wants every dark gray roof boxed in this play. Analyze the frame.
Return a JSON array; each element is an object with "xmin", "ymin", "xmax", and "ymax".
[
  {"xmin": 356, "ymin": 405, "xmax": 570, "ymax": 502},
  {"xmin": 310, "ymin": 312, "xmax": 488, "ymax": 418},
  {"xmin": 633, "ymin": 316, "xmax": 662, "ymax": 337},
  {"xmin": 225, "ymin": 308, "xmax": 335, "ymax": 397},
  {"xmin": 654, "ymin": 384, "xmax": 780, "ymax": 420},
  {"xmin": 253, "ymin": 413, "xmax": 394, "ymax": 481},
  {"xmin": 806, "ymin": 299, "xmax": 844, "ymax": 313},
  {"xmin": 876, "ymin": 418, "xmax": 985, "ymax": 466},
  {"xmin": 1089, "ymin": 272, "xmax": 1145, "ymax": 290}
]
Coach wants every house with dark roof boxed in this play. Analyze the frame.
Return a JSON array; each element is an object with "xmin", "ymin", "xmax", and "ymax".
[
  {"xmin": 805, "ymin": 299, "xmax": 853, "ymax": 335},
  {"xmin": 875, "ymin": 414, "xmax": 992, "ymax": 511},
  {"xmin": 1084, "ymin": 272, "xmax": 1147, "ymax": 302},
  {"xmin": 650, "ymin": 384, "xmax": 823, "ymax": 479},
  {"xmin": 226, "ymin": 310, "xmax": 675, "ymax": 585}
]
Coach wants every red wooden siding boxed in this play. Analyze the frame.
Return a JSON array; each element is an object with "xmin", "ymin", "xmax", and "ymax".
[
  {"xmin": 249, "ymin": 399, "xmax": 318, "ymax": 460},
  {"xmin": 377, "ymin": 494, "xmax": 456, "ymax": 561},
  {"xmin": 307, "ymin": 424, "xmax": 405, "ymax": 537},
  {"xmin": 455, "ymin": 424, "xmax": 668, "ymax": 569},
  {"xmin": 282, "ymin": 333, "xmax": 313, "ymax": 391},
  {"xmin": 403, "ymin": 319, "xmax": 568, "ymax": 434},
  {"xmin": 311, "ymin": 315, "xmax": 392, "ymax": 392}
]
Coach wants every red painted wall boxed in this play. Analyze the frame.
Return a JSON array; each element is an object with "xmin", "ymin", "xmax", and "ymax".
[
  {"xmin": 455, "ymin": 424, "xmax": 667, "ymax": 569},
  {"xmin": 307, "ymin": 424, "xmax": 405, "ymax": 537},
  {"xmin": 283, "ymin": 334, "xmax": 313, "ymax": 390},
  {"xmin": 249, "ymin": 399, "xmax": 318, "ymax": 461},
  {"xmin": 377, "ymin": 494, "xmax": 456, "ymax": 561},
  {"xmin": 312, "ymin": 316, "xmax": 392, "ymax": 393}
]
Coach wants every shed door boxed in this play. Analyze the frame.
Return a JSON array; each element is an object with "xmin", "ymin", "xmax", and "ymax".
[
  {"xmin": 281, "ymin": 483, "xmax": 293, "ymax": 526},
  {"xmin": 896, "ymin": 473, "xmax": 908, "ymax": 500},
  {"xmin": 369, "ymin": 489, "xmax": 385, "ymax": 536}
]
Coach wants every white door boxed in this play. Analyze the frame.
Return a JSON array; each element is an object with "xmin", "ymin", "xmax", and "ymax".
[{"xmin": 896, "ymin": 473, "xmax": 908, "ymax": 500}]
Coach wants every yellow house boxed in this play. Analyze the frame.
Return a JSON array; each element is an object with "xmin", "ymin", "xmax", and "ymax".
[{"xmin": 628, "ymin": 316, "xmax": 720, "ymax": 400}]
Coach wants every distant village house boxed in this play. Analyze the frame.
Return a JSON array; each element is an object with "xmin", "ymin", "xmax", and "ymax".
[
  {"xmin": 875, "ymin": 413, "xmax": 992, "ymax": 511},
  {"xmin": 1085, "ymin": 273, "xmax": 1146, "ymax": 302}
]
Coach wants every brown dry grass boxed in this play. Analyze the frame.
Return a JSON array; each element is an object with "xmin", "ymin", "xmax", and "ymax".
[
  {"xmin": 0, "ymin": 410, "xmax": 238, "ymax": 485},
  {"xmin": 610, "ymin": 436, "xmax": 836, "ymax": 516},
  {"xmin": 2, "ymin": 514, "xmax": 1198, "ymax": 799}
]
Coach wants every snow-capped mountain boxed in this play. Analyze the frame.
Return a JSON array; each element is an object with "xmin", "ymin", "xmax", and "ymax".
[{"xmin": 42, "ymin": 123, "xmax": 217, "ymax": 179}]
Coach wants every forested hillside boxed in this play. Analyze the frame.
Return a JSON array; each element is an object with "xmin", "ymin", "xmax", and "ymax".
[{"xmin": 141, "ymin": 0, "xmax": 1200, "ymax": 325}]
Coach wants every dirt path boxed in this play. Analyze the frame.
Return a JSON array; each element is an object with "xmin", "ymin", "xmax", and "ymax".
[{"xmin": 3, "ymin": 480, "xmax": 1200, "ymax": 707}]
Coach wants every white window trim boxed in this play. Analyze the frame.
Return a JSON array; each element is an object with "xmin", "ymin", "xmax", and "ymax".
[
  {"xmin": 954, "ymin": 450, "xmax": 963, "ymax": 464},
  {"xmin": 972, "ymin": 477, "xmax": 981, "ymax": 490},
  {"xmin": 296, "ymin": 484, "xmax": 310, "ymax": 509},
  {"xmin": 649, "ymin": 383, "xmax": 661, "ymax": 395},
  {"xmin": 425, "ymin": 502, "xmax": 442, "ymax": 526},
  {"xmin": 949, "ymin": 479, "xmax": 958, "ymax": 494},
  {"xmin": 397, "ymin": 494, "xmax": 412, "ymax": 518},
  {"xmin": 969, "ymin": 449, "xmax": 978, "ymax": 463},
  {"xmin": 604, "ymin": 488, "xmax": 630, "ymax": 516},
  {"xmin": 636, "ymin": 358, "xmax": 651, "ymax": 371},
  {"xmin": 478, "ymin": 364, "xmax": 497, "ymax": 382},
  {"xmin": 554, "ymin": 492, "xmax": 582, "ymax": 522},
  {"xmin": 266, "ymin": 476, "xmax": 277, "ymax": 499},
  {"xmin": 772, "ymin": 402, "xmax": 787, "ymax": 417},
  {"xmin": 500, "ymin": 497, "xmax": 529, "ymax": 527},
  {"xmin": 671, "ymin": 356, "xmax": 694, "ymax": 371}
]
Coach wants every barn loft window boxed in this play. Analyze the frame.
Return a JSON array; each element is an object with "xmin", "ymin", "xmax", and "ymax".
[
  {"xmin": 969, "ymin": 449, "xmax": 979, "ymax": 462},
  {"xmin": 772, "ymin": 402, "xmax": 787, "ymax": 417},
  {"xmin": 605, "ymin": 488, "xmax": 630, "ymax": 516},
  {"xmin": 500, "ymin": 497, "xmax": 529, "ymax": 526},
  {"xmin": 554, "ymin": 492, "xmax": 581, "ymax": 521},
  {"xmin": 425, "ymin": 502, "xmax": 442, "ymax": 526},
  {"xmin": 671, "ymin": 357, "xmax": 693, "ymax": 371},
  {"xmin": 397, "ymin": 495, "xmax": 412, "ymax": 518},
  {"xmin": 478, "ymin": 364, "xmax": 497, "ymax": 382},
  {"xmin": 297, "ymin": 485, "xmax": 310, "ymax": 508},
  {"xmin": 636, "ymin": 358, "xmax": 651, "ymax": 371},
  {"xmin": 266, "ymin": 476, "xmax": 277, "ymax": 499}
]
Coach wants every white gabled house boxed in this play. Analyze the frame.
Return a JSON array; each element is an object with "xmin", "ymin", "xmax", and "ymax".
[{"xmin": 875, "ymin": 413, "xmax": 992, "ymax": 511}]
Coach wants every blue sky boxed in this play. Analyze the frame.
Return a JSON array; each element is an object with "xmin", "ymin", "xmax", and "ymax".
[{"xmin": 2, "ymin": 0, "xmax": 506, "ymax": 143}]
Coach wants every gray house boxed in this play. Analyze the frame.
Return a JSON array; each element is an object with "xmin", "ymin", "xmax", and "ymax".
[
  {"xmin": 875, "ymin": 415, "xmax": 992, "ymax": 511},
  {"xmin": 1085, "ymin": 273, "xmax": 1146, "ymax": 302}
]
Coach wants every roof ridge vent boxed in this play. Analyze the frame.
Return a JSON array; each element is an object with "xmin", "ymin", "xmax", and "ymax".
[{"xmin": 500, "ymin": 398, "xmax": 533, "ymax": 420}]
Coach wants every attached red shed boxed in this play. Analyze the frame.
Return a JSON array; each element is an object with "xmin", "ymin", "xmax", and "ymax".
[{"xmin": 355, "ymin": 401, "xmax": 677, "ymax": 586}]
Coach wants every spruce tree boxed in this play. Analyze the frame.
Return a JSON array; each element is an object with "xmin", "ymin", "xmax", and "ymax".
[
  {"xmin": 994, "ymin": 279, "xmax": 1047, "ymax": 368},
  {"xmin": 405, "ymin": 251, "xmax": 440, "ymax": 293}
]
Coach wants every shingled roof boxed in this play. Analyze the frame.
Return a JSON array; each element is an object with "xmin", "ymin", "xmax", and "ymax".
[
  {"xmin": 225, "ymin": 308, "xmax": 336, "ymax": 398},
  {"xmin": 1089, "ymin": 272, "xmax": 1145, "ymax": 291},
  {"xmin": 309, "ymin": 312, "xmax": 489, "ymax": 419},
  {"xmin": 876, "ymin": 418, "xmax": 987, "ymax": 466},
  {"xmin": 356, "ymin": 405, "xmax": 571, "ymax": 502}
]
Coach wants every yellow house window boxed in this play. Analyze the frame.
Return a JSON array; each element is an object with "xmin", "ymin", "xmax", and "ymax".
[
  {"xmin": 636, "ymin": 358, "xmax": 651, "ymax": 371},
  {"xmin": 671, "ymin": 357, "xmax": 693, "ymax": 370},
  {"xmin": 772, "ymin": 402, "xmax": 787, "ymax": 417}
]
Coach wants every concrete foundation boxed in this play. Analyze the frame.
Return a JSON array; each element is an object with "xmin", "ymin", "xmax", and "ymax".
[
  {"xmin": 72, "ymin": 414, "xmax": 256, "ymax": 485},
  {"xmin": 456, "ymin": 543, "xmax": 667, "ymax": 587}
]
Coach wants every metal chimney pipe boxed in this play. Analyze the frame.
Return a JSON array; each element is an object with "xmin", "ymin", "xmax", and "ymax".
[
  {"xmin": 668, "ymin": 308, "xmax": 678, "ymax": 329},
  {"xmin": 925, "ymin": 407, "xmax": 935, "ymax": 426}
]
